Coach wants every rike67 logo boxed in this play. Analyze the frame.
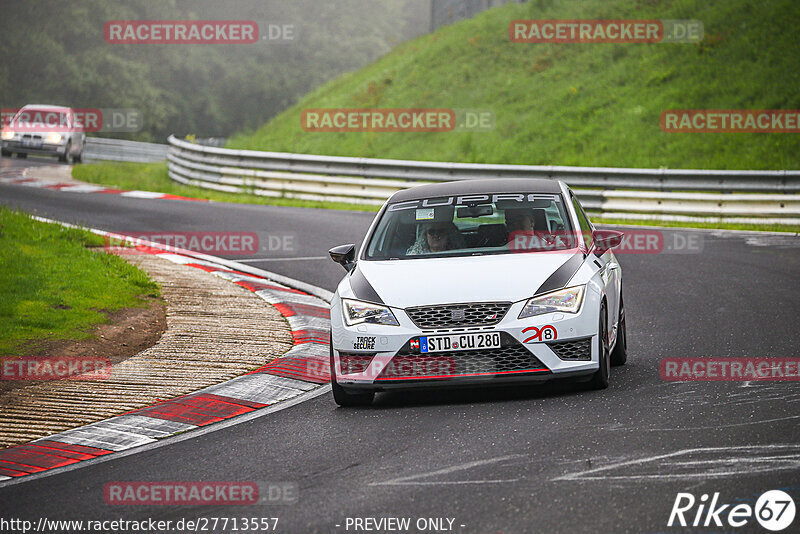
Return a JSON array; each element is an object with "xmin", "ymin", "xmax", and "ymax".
[{"xmin": 669, "ymin": 490, "xmax": 795, "ymax": 531}]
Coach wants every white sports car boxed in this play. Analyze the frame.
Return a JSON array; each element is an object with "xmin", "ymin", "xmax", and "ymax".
[{"xmin": 328, "ymin": 179, "xmax": 626, "ymax": 406}]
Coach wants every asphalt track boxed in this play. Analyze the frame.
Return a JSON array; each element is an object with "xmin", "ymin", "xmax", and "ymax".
[{"xmin": 1, "ymin": 157, "xmax": 800, "ymax": 533}]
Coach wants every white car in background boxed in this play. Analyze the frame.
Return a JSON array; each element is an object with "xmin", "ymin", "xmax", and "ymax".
[
  {"xmin": 1, "ymin": 104, "xmax": 85, "ymax": 163},
  {"xmin": 328, "ymin": 179, "xmax": 627, "ymax": 406}
]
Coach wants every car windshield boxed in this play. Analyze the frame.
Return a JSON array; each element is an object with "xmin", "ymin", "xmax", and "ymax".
[
  {"xmin": 14, "ymin": 109, "xmax": 70, "ymax": 127},
  {"xmin": 365, "ymin": 193, "xmax": 578, "ymax": 260}
]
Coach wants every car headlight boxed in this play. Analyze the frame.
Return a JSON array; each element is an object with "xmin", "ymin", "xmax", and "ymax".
[
  {"xmin": 342, "ymin": 298, "xmax": 399, "ymax": 326},
  {"xmin": 518, "ymin": 285, "xmax": 585, "ymax": 319},
  {"xmin": 45, "ymin": 132, "xmax": 62, "ymax": 144},
  {"xmin": 1, "ymin": 130, "xmax": 14, "ymax": 140}
]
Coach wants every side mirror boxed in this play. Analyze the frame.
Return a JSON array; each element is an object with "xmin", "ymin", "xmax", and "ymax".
[
  {"xmin": 329, "ymin": 244, "xmax": 356, "ymax": 272},
  {"xmin": 592, "ymin": 230, "xmax": 623, "ymax": 255}
]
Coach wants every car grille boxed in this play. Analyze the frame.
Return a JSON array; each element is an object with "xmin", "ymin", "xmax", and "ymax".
[
  {"xmin": 338, "ymin": 352, "xmax": 375, "ymax": 375},
  {"xmin": 405, "ymin": 302, "xmax": 512, "ymax": 329},
  {"xmin": 547, "ymin": 338, "xmax": 592, "ymax": 361},
  {"xmin": 378, "ymin": 334, "xmax": 549, "ymax": 380}
]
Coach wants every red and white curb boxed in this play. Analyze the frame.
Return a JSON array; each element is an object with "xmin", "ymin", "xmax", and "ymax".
[
  {"xmin": 0, "ymin": 168, "xmax": 205, "ymax": 202},
  {"xmin": 0, "ymin": 226, "xmax": 331, "ymax": 483}
]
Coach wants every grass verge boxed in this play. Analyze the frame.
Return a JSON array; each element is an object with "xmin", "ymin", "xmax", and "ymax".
[
  {"xmin": 72, "ymin": 162, "xmax": 380, "ymax": 212},
  {"xmin": 0, "ymin": 207, "xmax": 161, "ymax": 356},
  {"xmin": 227, "ymin": 0, "xmax": 800, "ymax": 170}
]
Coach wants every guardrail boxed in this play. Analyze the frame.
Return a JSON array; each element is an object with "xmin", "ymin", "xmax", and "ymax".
[
  {"xmin": 84, "ymin": 137, "xmax": 169, "ymax": 163},
  {"xmin": 167, "ymin": 135, "xmax": 800, "ymax": 224}
]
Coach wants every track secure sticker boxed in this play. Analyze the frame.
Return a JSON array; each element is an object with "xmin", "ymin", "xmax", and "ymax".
[
  {"xmin": 353, "ymin": 336, "xmax": 376, "ymax": 350},
  {"xmin": 522, "ymin": 325, "xmax": 557, "ymax": 343}
]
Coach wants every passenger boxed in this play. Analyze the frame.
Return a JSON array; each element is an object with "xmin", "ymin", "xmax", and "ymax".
[{"xmin": 406, "ymin": 222, "xmax": 464, "ymax": 255}]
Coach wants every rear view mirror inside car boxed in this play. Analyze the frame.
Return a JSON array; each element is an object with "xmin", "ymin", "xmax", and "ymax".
[{"xmin": 457, "ymin": 205, "xmax": 493, "ymax": 218}]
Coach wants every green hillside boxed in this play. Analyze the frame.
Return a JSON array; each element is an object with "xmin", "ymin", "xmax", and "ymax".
[{"xmin": 228, "ymin": 0, "xmax": 800, "ymax": 170}]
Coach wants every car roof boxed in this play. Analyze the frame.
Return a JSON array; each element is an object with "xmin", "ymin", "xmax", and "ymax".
[{"xmin": 387, "ymin": 178, "xmax": 563, "ymax": 203}]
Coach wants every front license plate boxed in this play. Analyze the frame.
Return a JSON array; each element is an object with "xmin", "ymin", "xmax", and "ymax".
[
  {"xmin": 21, "ymin": 138, "xmax": 42, "ymax": 148},
  {"xmin": 421, "ymin": 332, "xmax": 502, "ymax": 353}
]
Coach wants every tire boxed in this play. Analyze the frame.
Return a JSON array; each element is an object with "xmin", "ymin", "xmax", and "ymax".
[
  {"xmin": 58, "ymin": 143, "xmax": 71, "ymax": 163},
  {"xmin": 588, "ymin": 301, "xmax": 610, "ymax": 390},
  {"xmin": 610, "ymin": 291, "xmax": 627, "ymax": 366},
  {"xmin": 16, "ymin": 152, "xmax": 26, "ymax": 159},
  {"xmin": 1, "ymin": 148, "xmax": 10, "ymax": 157},
  {"xmin": 330, "ymin": 344, "xmax": 374, "ymax": 407}
]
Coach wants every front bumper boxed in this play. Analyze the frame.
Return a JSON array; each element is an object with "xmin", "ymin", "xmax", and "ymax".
[
  {"xmin": 2, "ymin": 140, "xmax": 66, "ymax": 156},
  {"xmin": 330, "ymin": 295, "xmax": 600, "ymax": 392}
]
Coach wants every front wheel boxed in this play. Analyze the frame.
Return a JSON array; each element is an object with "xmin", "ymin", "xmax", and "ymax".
[
  {"xmin": 58, "ymin": 143, "xmax": 71, "ymax": 163},
  {"xmin": 330, "ymin": 345, "xmax": 374, "ymax": 407},
  {"xmin": 1, "ymin": 148, "xmax": 10, "ymax": 157},
  {"xmin": 588, "ymin": 302, "xmax": 610, "ymax": 390}
]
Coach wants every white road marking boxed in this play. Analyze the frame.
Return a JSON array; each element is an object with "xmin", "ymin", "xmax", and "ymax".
[
  {"xmin": 553, "ymin": 445, "xmax": 800, "ymax": 481},
  {"xmin": 55, "ymin": 184, "xmax": 107, "ymax": 193},
  {"xmin": 204, "ymin": 373, "xmax": 316, "ymax": 405},
  {"xmin": 255, "ymin": 289, "xmax": 328, "ymax": 307},
  {"xmin": 642, "ymin": 414, "xmax": 800, "ymax": 432},
  {"xmin": 45, "ymin": 426, "xmax": 156, "ymax": 452},
  {"xmin": 119, "ymin": 190, "xmax": 167, "ymax": 198},
  {"xmin": 369, "ymin": 455, "xmax": 524, "ymax": 486},
  {"xmin": 716, "ymin": 394, "xmax": 800, "ymax": 407},
  {"xmin": 669, "ymin": 455, "xmax": 800, "ymax": 466}
]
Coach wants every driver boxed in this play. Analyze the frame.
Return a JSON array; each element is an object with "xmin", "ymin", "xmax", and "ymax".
[
  {"xmin": 407, "ymin": 221, "xmax": 464, "ymax": 255},
  {"xmin": 505, "ymin": 208, "xmax": 540, "ymax": 251},
  {"xmin": 505, "ymin": 208, "xmax": 536, "ymax": 234}
]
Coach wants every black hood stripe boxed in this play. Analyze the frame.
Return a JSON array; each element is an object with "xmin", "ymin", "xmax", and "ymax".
[
  {"xmin": 533, "ymin": 253, "xmax": 585, "ymax": 296},
  {"xmin": 349, "ymin": 265, "xmax": 384, "ymax": 304}
]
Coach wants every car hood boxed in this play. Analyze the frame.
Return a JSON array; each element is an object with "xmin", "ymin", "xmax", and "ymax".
[{"xmin": 354, "ymin": 252, "xmax": 580, "ymax": 308}]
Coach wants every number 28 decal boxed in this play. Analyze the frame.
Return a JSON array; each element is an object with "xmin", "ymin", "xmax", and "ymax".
[{"xmin": 522, "ymin": 325, "xmax": 557, "ymax": 343}]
